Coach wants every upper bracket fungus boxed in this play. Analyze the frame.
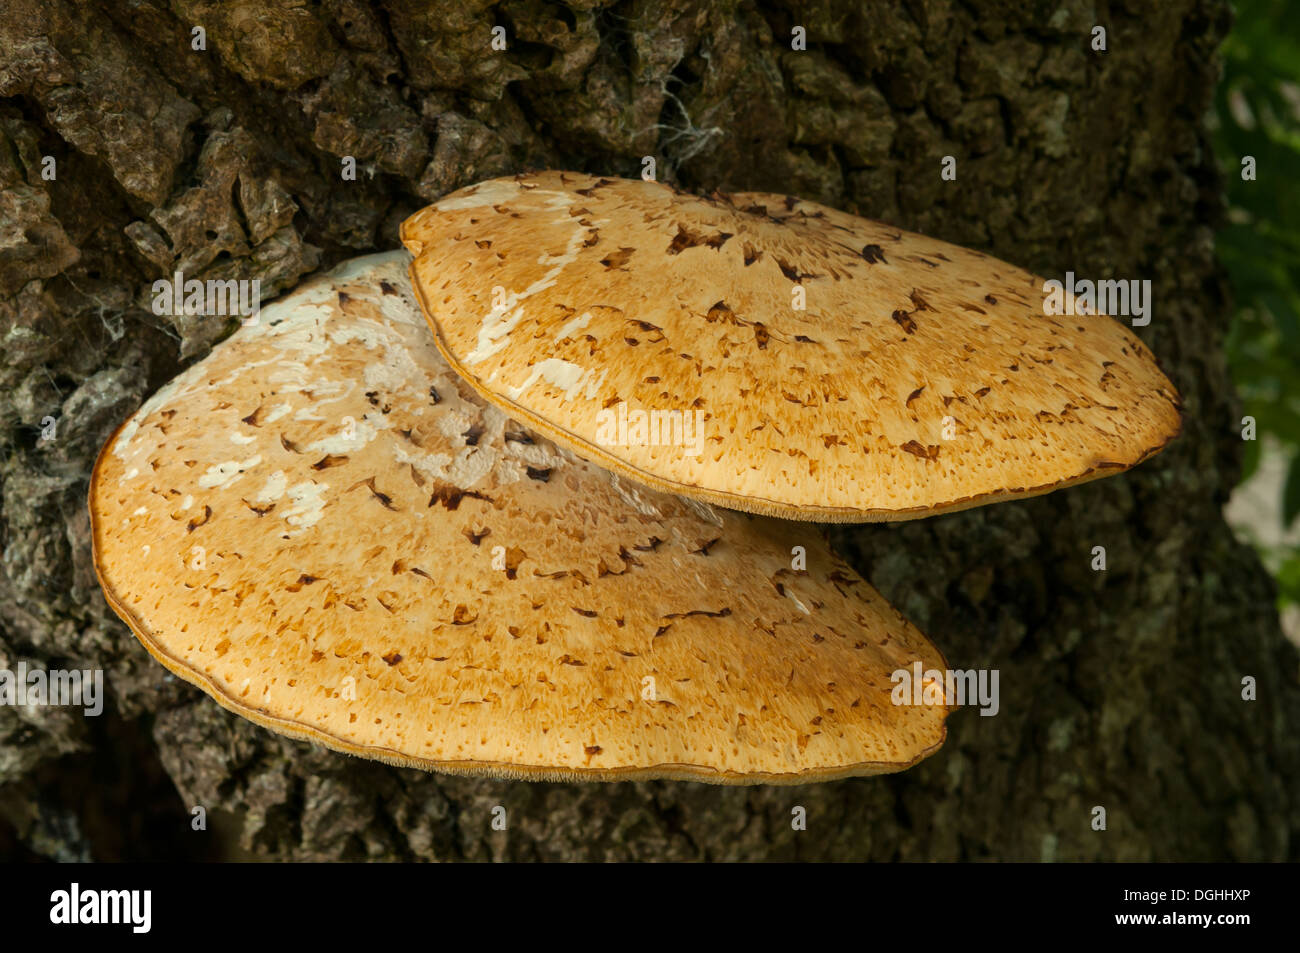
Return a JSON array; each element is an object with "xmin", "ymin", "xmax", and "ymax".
[
  {"xmin": 402, "ymin": 171, "xmax": 1182, "ymax": 522},
  {"xmin": 91, "ymin": 252, "xmax": 950, "ymax": 784}
]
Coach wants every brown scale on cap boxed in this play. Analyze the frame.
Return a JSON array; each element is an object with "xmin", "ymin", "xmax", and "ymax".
[
  {"xmin": 90, "ymin": 252, "xmax": 949, "ymax": 784},
  {"xmin": 401, "ymin": 171, "xmax": 1182, "ymax": 522}
]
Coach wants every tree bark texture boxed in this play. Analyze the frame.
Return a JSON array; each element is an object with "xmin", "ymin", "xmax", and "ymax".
[{"xmin": 1, "ymin": 0, "xmax": 1296, "ymax": 862}]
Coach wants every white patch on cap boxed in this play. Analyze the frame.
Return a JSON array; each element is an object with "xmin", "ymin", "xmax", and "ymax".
[
  {"xmin": 446, "ymin": 445, "xmax": 498, "ymax": 488},
  {"xmin": 292, "ymin": 378, "xmax": 354, "ymax": 422},
  {"xmin": 305, "ymin": 414, "xmax": 389, "ymax": 454},
  {"xmin": 331, "ymin": 317, "xmax": 395, "ymax": 352},
  {"xmin": 254, "ymin": 305, "xmax": 334, "ymax": 356},
  {"xmin": 112, "ymin": 372, "xmax": 192, "ymax": 461},
  {"xmin": 198, "ymin": 456, "xmax": 262, "ymax": 489},
  {"xmin": 270, "ymin": 362, "xmax": 311, "ymax": 389},
  {"xmin": 465, "ymin": 305, "xmax": 526, "ymax": 365},
  {"xmin": 230, "ymin": 432, "xmax": 257, "ymax": 445},
  {"xmin": 464, "ymin": 207, "xmax": 588, "ymax": 365},
  {"xmin": 377, "ymin": 281, "xmax": 423, "ymax": 328},
  {"xmin": 493, "ymin": 458, "xmax": 526, "ymax": 485},
  {"xmin": 502, "ymin": 437, "xmax": 564, "ymax": 471},
  {"xmin": 255, "ymin": 471, "xmax": 287, "ymax": 503},
  {"xmin": 504, "ymin": 357, "xmax": 591, "ymax": 402},
  {"xmin": 393, "ymin": 445, "xmax": 453, "ymax": 481},
  {"xmin": 555, "ymin": 311, "xmax": 592, "ymax": 341},
  {"xmin": 284, "ymin": 481, "xmax": 329, "ymax": 529},
  {"xmin": 361, "ymin": 337, "xmax": 423, "ymax": 394},
  {"xmin": 521, "ymin": 232, "xmax": 584, "ymax": 297},
  {"xmin": 435, "ymin": 406, "xmax": 475, "ymax": 440},
  {"xmin": 784, "ymin": 587, "xmax": 811, "ymax": 615}
]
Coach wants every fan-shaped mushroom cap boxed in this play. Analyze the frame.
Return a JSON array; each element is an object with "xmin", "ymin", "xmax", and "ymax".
[
  {"xmin": 402, "ymin": 171, "xmax": 1181, "ymax": 522},
  {"xmin": 91, "ymin": 251, "xmax": 949, "ymax": 784}
]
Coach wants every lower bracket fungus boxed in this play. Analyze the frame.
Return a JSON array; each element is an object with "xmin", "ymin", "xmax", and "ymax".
[{"xmin": 91, "ymin": 252, "xmax": 950, "ymax": 784}]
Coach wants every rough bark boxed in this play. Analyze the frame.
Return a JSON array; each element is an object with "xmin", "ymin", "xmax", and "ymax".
[{"xmin": 1, "ymin": 0, "xmax": 1295, "ymax": 862}]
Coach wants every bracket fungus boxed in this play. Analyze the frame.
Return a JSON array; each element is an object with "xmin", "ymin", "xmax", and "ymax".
[
  {"xmin": 91, "ymin": 252, "xmax": 950, "ymax": 783},
  {"xmin": 402, "ymin": 171, "xmax": 1182, "ymax": 522}
]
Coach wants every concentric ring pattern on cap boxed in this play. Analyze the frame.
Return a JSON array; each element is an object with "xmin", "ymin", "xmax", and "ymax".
[
  {"xmin": 90, "ymin": 251, "xmax": 950, "ymax": 784},
  {"xmin": 402, "ymin": 171, "xmax": 1182, "ymax": 522}
]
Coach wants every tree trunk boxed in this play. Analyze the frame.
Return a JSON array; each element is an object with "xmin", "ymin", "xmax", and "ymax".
[{"xmin": 1, "ymin": 0, "xmax": 1295, "ymax": 862}]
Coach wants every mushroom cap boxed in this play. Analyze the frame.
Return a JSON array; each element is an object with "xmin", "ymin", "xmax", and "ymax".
[
  {"xmin": 91, "ymin": 251, "xmax": 950, "ymax": 784},
  {"xmin": 402, "ymin": 171, "xmax": 1182, "ymax": 522}
]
